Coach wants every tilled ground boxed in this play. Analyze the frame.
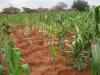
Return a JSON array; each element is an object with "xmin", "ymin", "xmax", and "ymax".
[{"xmin": 10, "ymin": 25, "xmax": 90, "ymax": 75}]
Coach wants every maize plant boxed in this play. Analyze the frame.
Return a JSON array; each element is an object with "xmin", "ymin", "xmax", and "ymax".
[
  {"xmin": 91, "ymin": 5, "xmax": 100, "ymax": 75},
  {"xmin": 57, "ymin": 13, "xmax": 67, "ymax": 52},
  {"xmin": 0, "ymin": 19, "xmax": 30, "ymax": 75},
  {"xmin": 68, "ymin": 10, "xmax": 95, "ymax": 71}
]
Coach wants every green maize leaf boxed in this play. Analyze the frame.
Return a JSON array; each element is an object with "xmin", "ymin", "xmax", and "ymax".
[
  {"xmin": 50, "ymin": 44, "xmax": 57, "ymax": 60},
  {"xmin": 95, "ymin": 6, "xmax": 100, "ymax": 24},
  {"xmin": 0, "ymin": 65, "xmax": 3, "ymax": 74},
  {"xmin": 21, "ymin": 64, "xmax": 30, "ymax": 75},
  {"xmin": 95, "ymin": 6, "xmax": 100, "ymax": 35},
  {"xmin": 92, "ymin": 39, "xmax": 100, "ymax": 75},
  {"xmin": 15, "ymin": 66, "xmax": 23, "ymax": 75}
]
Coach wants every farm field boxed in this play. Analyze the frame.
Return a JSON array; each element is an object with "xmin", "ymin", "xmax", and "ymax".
[{"xmin": 0, "ymin": 9, "xmax": 99, "ymax": 75}]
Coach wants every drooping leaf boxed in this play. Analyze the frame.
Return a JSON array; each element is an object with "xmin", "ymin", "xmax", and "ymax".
[{"xmin": 21, "ymin": 64, "xmax": 30, "ymax": 75}]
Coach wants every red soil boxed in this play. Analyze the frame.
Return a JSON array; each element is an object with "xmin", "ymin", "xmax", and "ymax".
[
  {"xmin": 5, "ymin": 25, "xmax": 90, "ymax": 75},
  {"xmin": 0, "ymin": 52, "xmax": 3, "ymax": 63}
]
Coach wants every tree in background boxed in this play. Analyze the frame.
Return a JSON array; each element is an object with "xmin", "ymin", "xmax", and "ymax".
[
  {"xmin": 53, "ymin": 2, "xmax": 67, "ymax": 11},
  {"xmin": 2, "ymin": 7, "xmax": 20, "ymax": 14},
  {"xmin": 23, "ymin": 7, "xmax": 39, "ymax": 13},
  {"xmin": 38, "ymin": 7, "xmax": 49, "ymax": 12},
  {"xmin": 23, "ymin": 7, "xmax": 33, "ymax": 13},
  {"xmin": 72, "ymin": 0, "xmax": 89, "ymax": 11}
]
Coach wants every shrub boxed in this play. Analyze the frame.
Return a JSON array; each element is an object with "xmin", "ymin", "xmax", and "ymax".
[{"xmin": 72, "ymin": 0, "xmax": 89, "ymax": 11}]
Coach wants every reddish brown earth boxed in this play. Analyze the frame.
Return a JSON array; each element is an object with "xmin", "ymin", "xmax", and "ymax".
[
  {"xmin": 9, "ymin": 25, "xmax": 90, "ymax": 75},
  {"xmin": 0, "ymin": 52, "xmax": 3, "ymax": 63}
]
